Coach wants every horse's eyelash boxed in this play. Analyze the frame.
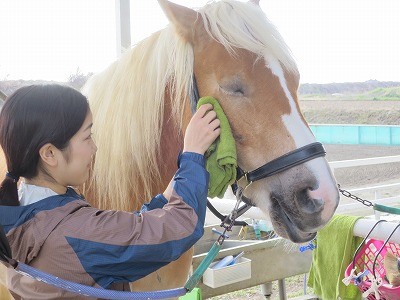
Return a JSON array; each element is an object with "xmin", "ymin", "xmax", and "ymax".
[{"xmin": 219, "ymin": 83, "xmax": 245, "ymax": 96}]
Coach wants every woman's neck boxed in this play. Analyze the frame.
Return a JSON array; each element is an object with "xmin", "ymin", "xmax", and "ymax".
[{"xmin": 25, "ymin": 176, "xmax": 67, "ymax": 195}]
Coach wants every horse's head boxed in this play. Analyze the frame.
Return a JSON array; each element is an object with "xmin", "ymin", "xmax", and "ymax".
[{"xmin": 159, "ymin": 0, "xmax": 339, "ymax": 243}]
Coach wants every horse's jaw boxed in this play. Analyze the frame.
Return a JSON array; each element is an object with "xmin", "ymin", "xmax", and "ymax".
[
  {"xmin": 269, "ymin": 200, "xmax": 317, "ymax": 243},
  {"xmin": 249, "ymin": 159, "xmax": 339, "ymax": 243},
  {"xmin": 255, "ymin": 195, "xmax": 318, "ymax": 243}
]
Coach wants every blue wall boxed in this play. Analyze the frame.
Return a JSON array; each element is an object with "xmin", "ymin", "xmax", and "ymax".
[{"xmin": 310, "ymin": 124, "xmax": 400, "ymax": 146}]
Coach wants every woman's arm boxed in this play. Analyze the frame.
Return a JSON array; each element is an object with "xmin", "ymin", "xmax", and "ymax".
[{"xmin": 64, "ymin": 104, "xmax": 220, "ymax": 287}]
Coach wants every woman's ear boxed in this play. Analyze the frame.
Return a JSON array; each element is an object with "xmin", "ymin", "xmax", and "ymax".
[{"xmin": 38, "ymin": 143, "xmax": 59, "ymax": 167}]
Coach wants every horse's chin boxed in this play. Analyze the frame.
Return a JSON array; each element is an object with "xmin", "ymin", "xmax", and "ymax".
[
  {"xmin": 272, "ymin": 216, "xmax": 317, "ymax": 243},
  {"xmin": 269, "ymin": 197, "xmax": 317, "ymax": 243}
]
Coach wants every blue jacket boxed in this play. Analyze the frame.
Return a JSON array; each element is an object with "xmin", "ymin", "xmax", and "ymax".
[{"xmin": 0, "ymin": 152, "xmax": 208, "ymax": 299}]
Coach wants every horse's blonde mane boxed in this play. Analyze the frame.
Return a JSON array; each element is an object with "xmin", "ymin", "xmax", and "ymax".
[
  {"xmin": 199, "ymin": 0, "xmax": 296, "ymax": 72},
  {"xmin": 83, "ymin": 29, "xmax": 194, "ymax": 209},
  {"xmin": 83, "ymin": 0, "xmax": 296, "ymax": 210}
]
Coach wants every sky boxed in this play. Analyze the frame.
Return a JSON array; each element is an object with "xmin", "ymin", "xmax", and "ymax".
[{"xmin": 0, "ymin": 0, "xmax": 399, "ymax": 84}]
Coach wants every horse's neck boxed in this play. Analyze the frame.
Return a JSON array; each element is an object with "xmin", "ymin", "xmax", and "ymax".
[
  {"xmin": 137, "ymin": 92, "xmax": 193, "ymax": 210},
  {"xmin": 156, "ymin": 96, "xmax": 186, "ymax": 197}
]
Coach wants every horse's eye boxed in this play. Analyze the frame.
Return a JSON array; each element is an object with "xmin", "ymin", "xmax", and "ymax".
[
  {"xmin": 232, "ymin": 87, "xmax": 244, "ymax": 95},
  {"xmin": 219, "ymin": 83, "xmax": 245, "ymax": 97}
]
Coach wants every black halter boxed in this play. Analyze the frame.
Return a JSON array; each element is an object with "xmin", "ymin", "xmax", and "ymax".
[
  {"xmin": 236, "ymin": 142, "xmax": 326, "ymax": 185},
  {"xmin": 190, "ymin": 76, "xmax": 326, "ymax": 226}
]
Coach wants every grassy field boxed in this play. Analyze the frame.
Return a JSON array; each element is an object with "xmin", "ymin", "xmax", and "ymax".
[{"xmin": 299, "ymin": 86, "xmax": 400, "ymax": 101}]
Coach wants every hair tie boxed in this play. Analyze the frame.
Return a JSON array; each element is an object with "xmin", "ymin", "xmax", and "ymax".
[{"xmin": 6, "ymin": 172, "xmax": 20, "ymax": 183}]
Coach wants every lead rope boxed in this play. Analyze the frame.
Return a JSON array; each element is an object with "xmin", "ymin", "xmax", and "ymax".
[
  {"xmin": 338, "ymin": 184, "xmax": 400, "ymax": 215},
  {"xmin": 185, "ymin": 187, "xmax": 246, "ymax": 291},
  {"xmin": 0, "ymin": 223, "xmax": 187, "ymax": 299},
  {"xmin": 0, "ymin": 190, "xmax": 246, "ymax": 299}
]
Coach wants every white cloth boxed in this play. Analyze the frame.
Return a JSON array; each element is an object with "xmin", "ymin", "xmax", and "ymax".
[{"xmin": 18, "ymin": 181, "xmax": 58, "ymax": 206}]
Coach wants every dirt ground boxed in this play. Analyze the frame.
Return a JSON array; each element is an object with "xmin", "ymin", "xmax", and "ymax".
[
  {"xmin": 299, "ymin": 100, "xmax": 400, "ymax": 125},
  {"xmin": 300, "ymin": 100, "xmax": 399, "ymax": 112},
  {"xmin": 326, "ymin": 144, "xmax": 400, "ymax": 189}
]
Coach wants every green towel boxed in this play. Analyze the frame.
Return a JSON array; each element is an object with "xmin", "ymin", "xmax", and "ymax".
[
  {"xmin": 197, "ymin": 96, "xmax": 237, "ymax": 198},
  {"xmin": 308, "ymin": 215, "xmax": 363, "ymax": 300}
]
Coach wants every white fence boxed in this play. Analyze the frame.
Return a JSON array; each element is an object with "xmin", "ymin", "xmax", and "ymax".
[{"xmin": 329, "ymin": 155, "xmax": 400, "ymax": 169}]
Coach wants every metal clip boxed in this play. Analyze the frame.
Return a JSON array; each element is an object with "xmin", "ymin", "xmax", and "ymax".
[
  {"xmin": 237, "ymin": 171, "xmax": 249, "ymax": 187},
  {"xmin": 212, "ymin": 227, "xmax": 230, "ymax": 239},
  {"xmin": 237, "ymin": 172, "xmax": 253, "ymax": 195}
]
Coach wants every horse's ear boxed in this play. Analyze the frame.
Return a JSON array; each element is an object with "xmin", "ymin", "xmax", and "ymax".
[{"xmin": 158, "ymin": 0, "xmax": 198, "ymax": 42}]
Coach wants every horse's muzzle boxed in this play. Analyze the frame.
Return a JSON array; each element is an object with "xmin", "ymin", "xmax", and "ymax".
[{"xmin": 266, "ymin": 163, "xmax": 339, "ymax": 243}]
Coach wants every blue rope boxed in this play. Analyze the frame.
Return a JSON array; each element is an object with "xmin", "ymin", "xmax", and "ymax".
[
  {"xmin": 16, "ymin": 263, "xmax": 187, "ymax": 299},
  {"xmin": 3, "ymin": 218, "xmax": 224, "ymax": 298}
]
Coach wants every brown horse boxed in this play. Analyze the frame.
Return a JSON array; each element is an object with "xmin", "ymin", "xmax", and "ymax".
[
  {"xmin": 0, "ymin": 0, "xmax": 339, "ymax": 297},
  {"xmin": 82, "ymin": 0, "xmax": 339, "ymax": 293}
]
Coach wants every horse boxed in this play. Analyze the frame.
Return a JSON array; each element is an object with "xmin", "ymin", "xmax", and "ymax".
[
  {"xmin": 81, "ymin": 0, "xmax": 339, "ymax": 292},
  {"xmin": 0, "ymin": 0, "xmax": 340, "ymax": 297}
]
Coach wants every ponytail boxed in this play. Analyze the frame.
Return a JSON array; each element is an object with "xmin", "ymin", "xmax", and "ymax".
[{"xmin": 0, "ymin": 173, "xmax": 19, "ymax": 206}]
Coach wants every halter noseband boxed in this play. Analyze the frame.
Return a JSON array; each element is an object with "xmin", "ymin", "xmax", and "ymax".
[
  {"xmin": 190, "ymin": 76, "xmax": 326, "ymax": 226},
  {"xmin": 236, "ymin": 142, "xmax": 326, "ymax": 186}
]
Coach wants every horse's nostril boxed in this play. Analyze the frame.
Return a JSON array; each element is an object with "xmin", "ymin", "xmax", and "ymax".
[
  {"xmin": 297, "ymin": 188, "xmax": 324, "ymax": 214},
  {"xmin": 311, "ymin": 197, "xmax": 324, "ymax": 211}
]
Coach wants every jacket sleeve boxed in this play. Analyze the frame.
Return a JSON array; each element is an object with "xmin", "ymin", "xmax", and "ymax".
[
  {"xmin": 138, "ymin": 193, "xmax": 168, "ymax": 213},
  {"xmin": 64, "ymin": 152, "xmax": 209, "ymax": 288}
]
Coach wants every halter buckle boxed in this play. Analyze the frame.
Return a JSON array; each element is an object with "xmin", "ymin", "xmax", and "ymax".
[{"xmin": 237, "ymin": 172, "xmax": 252, "ymax": 192}]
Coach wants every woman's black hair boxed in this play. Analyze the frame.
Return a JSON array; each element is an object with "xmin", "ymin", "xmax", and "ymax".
[{"xmin": 0, "ymin": 84, "xmax": 89, "ymax": 206}]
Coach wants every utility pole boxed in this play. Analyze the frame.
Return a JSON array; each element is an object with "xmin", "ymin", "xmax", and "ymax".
[{"xmin": 115, "ymin": 0, "xmax": 131, "ymax": 57}]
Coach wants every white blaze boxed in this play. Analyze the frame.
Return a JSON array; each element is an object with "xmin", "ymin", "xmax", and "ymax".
[
  {"xmin": 265, "ymin": 55, "xmax": 314, "ymax": 147},
  {"xmin": 265, "ymin": 55, "xmax": 338, "ymax": 221}
]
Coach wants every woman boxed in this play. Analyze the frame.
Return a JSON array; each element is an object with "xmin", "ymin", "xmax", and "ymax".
[{"xmin": 0, "ymin": 84, "xmax": 220, "ymax": 299}]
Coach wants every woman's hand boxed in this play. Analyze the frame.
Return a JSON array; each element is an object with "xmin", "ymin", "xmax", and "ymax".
[{"xmin": 183, "ymin": 103, "xmax": 221, "ymax": 155}]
